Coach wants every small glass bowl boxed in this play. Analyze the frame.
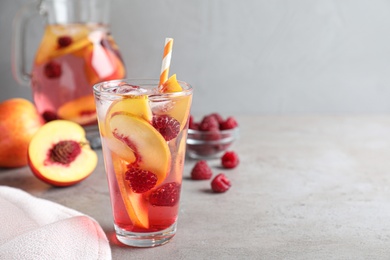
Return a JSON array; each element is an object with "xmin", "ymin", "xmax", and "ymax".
[{"xmin": 186, "ymin": 127, "xmax": 240, "ymax": 159}]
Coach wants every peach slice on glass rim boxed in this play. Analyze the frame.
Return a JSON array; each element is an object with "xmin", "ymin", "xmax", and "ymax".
[
  {"xmin": 109, "ymin": 112, "xmax": 171, "ymax": 186},
  {"xmin": 28, "ymin": 120, "xmax": 98, "ymax": 187},
  {"xmin": 112, "ymin": 153, "xmax": 149, "ymax": 228},
  {"xmin": 57, "ymin": 95, "xmax": 97, "ymax": 126},
  {"xmin": 160, "ymin": 74, "xmax": 182, "ymax": 93}
]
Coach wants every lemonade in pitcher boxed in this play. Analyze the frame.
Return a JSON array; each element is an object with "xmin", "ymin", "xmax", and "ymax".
[
  {"xmin": 32, "ymin": 23, "xmax": 126, "ymax": 125},
  {"xmin": 12, "ymin": 0, "xmax": 126, "ymax": 128}
]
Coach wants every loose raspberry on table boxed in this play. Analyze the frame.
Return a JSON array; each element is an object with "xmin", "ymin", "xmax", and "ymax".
[
  {"xmin": 220, "ymin": 116, "xmax": 238, "ymax": 130},
  {"xmin": 125, "ymin": 167, "xmax": 157, "ymax": 193},
  {"xmin": 221, "ymin": 151, "xmax": 239, "ymax": 169},
  {"xmin": 191, "ymin": 160, "xmax": 213, "ymax": 180},
  {"xmin": 152, "ymin": 115, "xmax": 180, "ymax": 141},
  {"xmin": 149, "ymin": 182, "xmax": 180, "ymax": 207},
  {"xmin": 199, "ymin": 115, "xmax": 219, "ymax": 131},
  {"xmin": 58, "ymin": 36, "xmax": 73, "ymax": 48},
  {"xmin": 44, "ymin": 61, "xmax": 62, "ymax": 78},
  {"xmin": 211, "ymin": 173, "xmax": 231, "ymax": 193}
]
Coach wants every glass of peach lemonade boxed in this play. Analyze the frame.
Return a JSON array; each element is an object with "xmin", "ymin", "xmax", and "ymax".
[{"xmin": 93, "ymin": 78, "xmax": 193, "ymax": 247}]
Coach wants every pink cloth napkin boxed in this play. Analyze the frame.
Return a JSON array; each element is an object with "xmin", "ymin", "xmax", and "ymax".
[{"xmin": 0, "ymin": 186, "xmax": 111, "ymax": 259}]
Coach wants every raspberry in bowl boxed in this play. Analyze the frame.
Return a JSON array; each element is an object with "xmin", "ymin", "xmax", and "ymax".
[{"xmin": 186, "ymin": 113, "xmax": 239, "ymax": 159}]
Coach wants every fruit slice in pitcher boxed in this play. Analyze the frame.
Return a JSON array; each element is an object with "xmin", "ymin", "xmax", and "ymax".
[
  {"xmin": 109, "ymin": 112, "xmax": 171, "ymax": 186},
  {"xmin": 35, "ymin": 25, "xmax": 90, "ymax": 65},
  {"xmin": 112, "ymin": 153, "xmax": 149, "ymax": 228},
  {"xmin": 57, "ymin": 95, "xmax": 97, "ymax": 126},
  {"xmin": 84, "ymin": 43, "xmax": 126, "ymax": 85}
]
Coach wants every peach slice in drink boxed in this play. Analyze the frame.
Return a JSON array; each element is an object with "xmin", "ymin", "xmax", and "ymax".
[
  {"xmin": 167, "ymin": 95, "xmax": 192, "ymax": 131},
  {"xmin": 109, "ymin": 112, "xmax": 171, "ymax": 186},
  {"xmin": 103, "ymin": 96, "xmax": 153, "ymax": 163},
  {"xmin": 112, "ymin": 153, "xmax": 149, "ymax": 228},
  {"xmin": 157, "ymin": 74, "xmax": 192, "ymax": 131},
  {"xmin": 57, "ymin": 94, "xmax": 97, "ymax": 126},
  {"xmin": 107, "ymin": 96, "xmax": 152, "ymax": 123},
  {"xmin": 108, "ymin": 112, "xmax": 171, "ymax": 228}
]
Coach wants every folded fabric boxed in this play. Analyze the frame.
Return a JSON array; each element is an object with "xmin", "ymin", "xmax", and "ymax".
[{"xmin": 0, "ymin": 186, "xmax": 111, "ymax": 260}]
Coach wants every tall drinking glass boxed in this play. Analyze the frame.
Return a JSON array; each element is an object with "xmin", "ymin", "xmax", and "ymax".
[{"xmin": 93, "ymin": 79, "xmax": 193, "ymax": 247}]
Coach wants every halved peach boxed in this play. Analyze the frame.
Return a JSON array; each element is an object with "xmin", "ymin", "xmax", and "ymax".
[
  {"xmin": 57, "ymin": 95, "xmax": 97, "ymax": 126},
  {"xmin": 112, "ymin": 153, "xmax": 149, "ymax": 228},
  {"xmin": 28, "ymin": 120, "xmax": 98, "ymax": 187},
  {"xmin": 109, "ymin": 112, "xmax": 171, "ymax": 186}
]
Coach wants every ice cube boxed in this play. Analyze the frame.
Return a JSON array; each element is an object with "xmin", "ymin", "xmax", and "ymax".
[{"xmin": 150, "ymin": 99, "xmax": 174, "ymax": 115}]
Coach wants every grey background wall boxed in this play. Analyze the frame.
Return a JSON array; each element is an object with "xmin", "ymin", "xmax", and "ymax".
[{"xmin": 1, "ymin": 0, "xmax": 390, "ymax": 115}]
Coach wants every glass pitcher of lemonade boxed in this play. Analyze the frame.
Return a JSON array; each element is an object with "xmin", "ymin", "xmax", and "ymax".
[{"xmin": 12, "ymin": 0, "xmax": 126, "ymax": 130}]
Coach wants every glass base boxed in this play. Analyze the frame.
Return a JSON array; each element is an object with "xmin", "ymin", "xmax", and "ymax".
[{"xmin": 114, "ymin": 222, "xmax": 177, "ymax": 247}]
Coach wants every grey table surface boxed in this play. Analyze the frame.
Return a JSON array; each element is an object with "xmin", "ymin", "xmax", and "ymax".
[{"xmin": 2, "ymin": 115, "xmax": 390, "ymax": 259}]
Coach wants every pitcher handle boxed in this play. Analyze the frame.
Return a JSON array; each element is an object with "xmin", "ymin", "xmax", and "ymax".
[{"xmin": 11, "ymin": 0, "xmax": 42, "ymax": 86}]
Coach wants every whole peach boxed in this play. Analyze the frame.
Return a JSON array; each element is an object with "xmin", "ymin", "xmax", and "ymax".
[{"xmin": 0, "ymin": 98, "xmax": 44, "ymax": 168}]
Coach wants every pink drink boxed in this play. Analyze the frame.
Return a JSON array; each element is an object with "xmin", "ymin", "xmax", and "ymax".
[
  {"xmin": 103, "ymin": 140, "xmax": 183, "ymax": 233},
  {"xmin": 31, "ymin": 24, "xmax": 126, "ymax": 125},
  {"xmin": 93, "ymin": 79, "xmax": 193, "ymax": 247}
]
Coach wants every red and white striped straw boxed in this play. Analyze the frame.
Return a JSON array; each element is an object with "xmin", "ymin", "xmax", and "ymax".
[{"xmin": 159, "ymin": 38, "xmax": 174, "ymax": 88}]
